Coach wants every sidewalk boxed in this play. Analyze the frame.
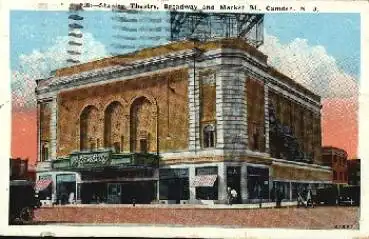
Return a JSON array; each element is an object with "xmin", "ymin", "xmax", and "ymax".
[
  {"xmin": 34, "ymin": 205, "xmax": 359, "ymax": 229},
  {"xmin": 42, "ymin": 201, "xmax": 298, "ymax": 209}
]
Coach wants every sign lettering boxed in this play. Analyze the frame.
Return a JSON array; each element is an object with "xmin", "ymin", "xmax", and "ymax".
[{"xmin": 71, "ymin": 151, "xmax": 111, "ymax": 168}]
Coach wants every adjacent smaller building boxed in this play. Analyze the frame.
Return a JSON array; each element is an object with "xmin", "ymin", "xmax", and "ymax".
[
  {"xmin": 10, "ymin": 158, "xmax": 35, "ymax": 181},
  {"xmin": 322, "ymin": 147, "xmax": 348, "ymax": 185},
  {"xmin": 347, "ymin": 159, "xmax": 360, "ymax": 186}
]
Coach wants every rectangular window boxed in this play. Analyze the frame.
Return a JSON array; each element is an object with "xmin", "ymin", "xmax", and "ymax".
[
  {"xmin": 56, "ymin": 174, "xmax": 76, "ymax": 204},
  {"xmin": 41, "ymin": 142, "xmax": 49, "ymax": 162},
  {"xmin": 140, "ymin": 139, "xmax": 147, "ymax": 153},
  {"xmin": 202, "ymin": 125, "xmax": 215, "ymax": 148},
  {"xmin": 247, "ymin": 166, "xmax": 269, "ymax": 199},
  {"xmin": 38, "ymin": 174, "xmax": 52, "ymax": 200},
  {"xmin": 195, "ymin": 166, "xmax": 218, "ymax": 200},
  {"xmin": 333, "ymin": 171, "xmax": 337, "ymax": 180},
  {"xmin": 113, "ymin": 142, "xmax": 120, "ymax": 153},
  {"xmin": 90, "ymin": 142, "xmax": 96, "ymax": 151}
]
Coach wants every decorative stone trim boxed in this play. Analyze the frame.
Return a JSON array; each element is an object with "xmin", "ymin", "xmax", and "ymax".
[
  {"xmin": 50, "ymin": 98, "xmax": 57, "ymax": 160},
  {"xmin": 264, "ymin": 84, "xmax": 270, "ymax": 152}
]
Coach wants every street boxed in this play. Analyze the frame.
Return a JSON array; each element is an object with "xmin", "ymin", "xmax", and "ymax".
[{"xmin": 32, "ymin": 205, "xmax": 359, "ymax": 229}]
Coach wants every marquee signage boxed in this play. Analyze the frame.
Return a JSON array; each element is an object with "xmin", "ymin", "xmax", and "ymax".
[
  {"xmin": 70, "ymin": 151, "xmax": 111, "ymax": 168},
  {"xmin": 53, "ymin": 159, "xmax": 70, "ymax": 169},
  {"xmin": 52, "ymin": 151, "xmax": 159, "ymax": 170}
]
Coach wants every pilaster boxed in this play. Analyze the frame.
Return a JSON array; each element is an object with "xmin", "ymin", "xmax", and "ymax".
[
  {"xmin": 241, "ymin": 163, "xmax": 248, "ymax": 202},
  {"xmin": 264, "ymin": 83, "xmax": 270, "ymax": 153},
  {"xmin": 50, "ymin": 98, "xmax": 58, "ymax": 160}
]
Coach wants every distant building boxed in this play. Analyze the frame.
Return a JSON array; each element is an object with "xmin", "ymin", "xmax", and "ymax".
[
  {"xmin": 322, "ymin": 147, "xmax": 348, "ymax": 185},
  {"xmin": 10, "ymin": 158, "xmax": 35, "ymax": 181},
  {"xmin": 347, "ymin": 159, "xmax": 360, "ymax": 186}
]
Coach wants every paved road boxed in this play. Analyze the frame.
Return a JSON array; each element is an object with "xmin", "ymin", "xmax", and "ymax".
[{"xmin": 32, "ymin": 205, "xmax": 359, "ymax": 229}]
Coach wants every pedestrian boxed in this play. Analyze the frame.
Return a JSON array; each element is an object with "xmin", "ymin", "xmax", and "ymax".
[
  {"xmin": 306, "ymin": 189, "xmax": 313, "ymax": 208},
  {"xmin": 227, "ymin": 187, "xmax": 232, "ymax": 205},
  {"xmin": 297, "ymin": 191, "xmax": 306, "ymax": 208},
  {"xmin": 276, "ymin": 188, "xmax": 283, "ymax": 208},
  {"xmin": 231, "ymin": 188, "xmax": 238, "ymax": 205}
]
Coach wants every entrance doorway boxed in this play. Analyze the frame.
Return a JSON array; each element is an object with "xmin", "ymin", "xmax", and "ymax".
[{"xmin": 227, "ymin": 166, "xmax": 241, "ymax": 203}]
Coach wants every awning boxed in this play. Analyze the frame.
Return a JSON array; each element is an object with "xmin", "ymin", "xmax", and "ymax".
[
  {"xmin": 35, "ymin": 179, "xmax": 52, "ymax": 192},
  {"xmin": 192, "ymin": 175, "xmax": 217, "ymax": 187}
]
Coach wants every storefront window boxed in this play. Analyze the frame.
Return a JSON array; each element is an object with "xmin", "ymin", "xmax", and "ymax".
[
  {"xmin": 56, "ymin": 174, "xmax": 76, "ymax": 204},
  {"xmin": 38, "ymin": 175, "xmax": 52, "ymax": 200},
  {"xmin": 159, "ymin": 168, "xmax": 189, "ymax": 202},
  {"xmin": 247, "ymin": 166, "xmax": 269, "ymax": 199},
  {"xmin": 195, "ymin": 166, "xmax": 218, "ymax": 200},
  {"xmin": 273, "ymin": 181, "xmax": 290, "ymax": 200}
]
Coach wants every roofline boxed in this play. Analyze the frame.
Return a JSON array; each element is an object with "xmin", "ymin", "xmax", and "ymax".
[{"xmin": 43, "ymin": 38, "xmax": 320, "ymax": 102}]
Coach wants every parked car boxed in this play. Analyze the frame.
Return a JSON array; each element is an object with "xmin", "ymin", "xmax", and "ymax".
[
  {"xmin": 315, "ymin": 186, "xmax": 339, "ymax": 205},
  {"xmin": 9, "ymin": 180, "xmax": 41, "ymax": 224},
  {"xmin": 338, "ymin": 186, "xmax": 360, "ymax": 206}
]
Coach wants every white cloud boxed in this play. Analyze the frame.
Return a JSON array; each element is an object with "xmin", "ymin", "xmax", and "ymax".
[
  {"xmin": 12, "ymin": 32, "xmax": 109, "ymax": 109},
  {"xmin": 259, "ymin": 33, "xmax": 358, "ymax": 99}
]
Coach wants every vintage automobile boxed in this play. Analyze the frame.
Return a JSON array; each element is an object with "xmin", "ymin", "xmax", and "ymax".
[
  {"xmin": 338, "ymin": 186, "xmax": 360, "ymax": 206},
  {"xmin": 9, "ymin": 180, "xmax": 41, "ymax": 224},
  {"xmin": 315, "ymin": 186, "xmax": 339, "ymax": 205}
]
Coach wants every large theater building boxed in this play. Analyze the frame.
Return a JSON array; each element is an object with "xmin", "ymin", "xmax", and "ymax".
[{"xmin": 35, "ymin": 38, "xmax": 332, "ymax": 205}]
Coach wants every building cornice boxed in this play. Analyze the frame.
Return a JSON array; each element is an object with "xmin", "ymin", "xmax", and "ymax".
[{"xmin": 37, "ymin": 50, "xmax": 321, "ymax": 111}]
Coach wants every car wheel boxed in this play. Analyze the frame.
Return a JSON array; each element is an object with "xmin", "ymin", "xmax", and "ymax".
[{"xmin": 19, "ymin": 207, "xmax": 34, "ymax": 224}]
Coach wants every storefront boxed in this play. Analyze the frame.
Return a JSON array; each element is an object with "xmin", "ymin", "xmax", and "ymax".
[
  {"xmin": 159, "ymin": 168, "xmax": 189, "ymax": 203},
  {"xmin": 40, "ymin": 150, "xmax": 160, "ymax": 205},
  {"xmin": 36, "ymin": 171, "xmax": 80, "ymax": 205}
]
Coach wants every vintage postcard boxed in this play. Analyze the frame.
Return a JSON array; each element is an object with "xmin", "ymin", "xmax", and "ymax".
[{"xmin": 2, "ymin": 0, "xmax": 368, "ymax": 238}]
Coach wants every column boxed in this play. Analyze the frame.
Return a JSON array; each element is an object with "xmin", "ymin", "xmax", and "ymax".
[
  {"xmin": 217, "ymin": 162, "xmax": 227, "ymax": 203},
  {"xmin": 241, "ymin": 163, "xmax": 248, "ymax": 203},
  {"xmin": 50, "ymin": 97, "xmax": 58, "ymax": 160},
  {"xmin": 264, "ymin": 84, "xmax": 270, "ymax": 153},
  {"xmin": 269, "ymin": 166, "xmax": 274, "ymax": 201},
  {"xmin": 188, "ymin": 61, "xmax": 200, "ymax": 152},
  {"xmin": 189, "ymin": 165, "xmax": 196, "ymax": 202},
  {"xmin": 289, "ymin": 181, "xmax": 293, "ymax": 201}
]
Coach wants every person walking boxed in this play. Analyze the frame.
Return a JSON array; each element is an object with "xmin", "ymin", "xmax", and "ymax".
[
  {"xmin": 231, "ymin": 188, "xmax": 238, "ymax": 205},
  {"xmin": 227, "ymin": 187, "xmax": 232, "ymax": 205}
]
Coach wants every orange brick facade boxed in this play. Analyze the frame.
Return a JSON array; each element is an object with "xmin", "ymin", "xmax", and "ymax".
[
  {"xmin": 322, "ymin": 147, "xmax": 348, "ymax": 184},
  {"xmin": 56, "ymin": 68, "xmax": 189, "ymax": 157}
]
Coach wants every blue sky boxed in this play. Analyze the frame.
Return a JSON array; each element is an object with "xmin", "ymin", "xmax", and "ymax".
[
  {"xmin": 10, "ymin": 11, "xmax": 360, "ymax": 76},
  {"xmin": 264, "ymin": 13, "xmax": 360, "ymax": 78},
  {"xmin": 10, "ymin": 11, "xmax": 360, "ymax": 107}
]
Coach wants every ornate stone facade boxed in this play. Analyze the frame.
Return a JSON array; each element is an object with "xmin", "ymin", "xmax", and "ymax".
[{"xmin": 36, "ymin": 38, "xmax": 332, "ymax": 204}]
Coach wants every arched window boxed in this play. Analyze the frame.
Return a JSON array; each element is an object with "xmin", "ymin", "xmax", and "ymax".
[
  {"xmin": 80, "ymin": 105, "xmax": 99, "ymax": 151},
  {"xmin": 203, "ymin": 124, "xmax": 215, "ymax": 148},
  {"xmin": 104, "ymin": 101, "xmax": 124, "ymax": 149},
  {"xmin": 130, "ymin": 97, "xmax": 155, "ymax": 153}
]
